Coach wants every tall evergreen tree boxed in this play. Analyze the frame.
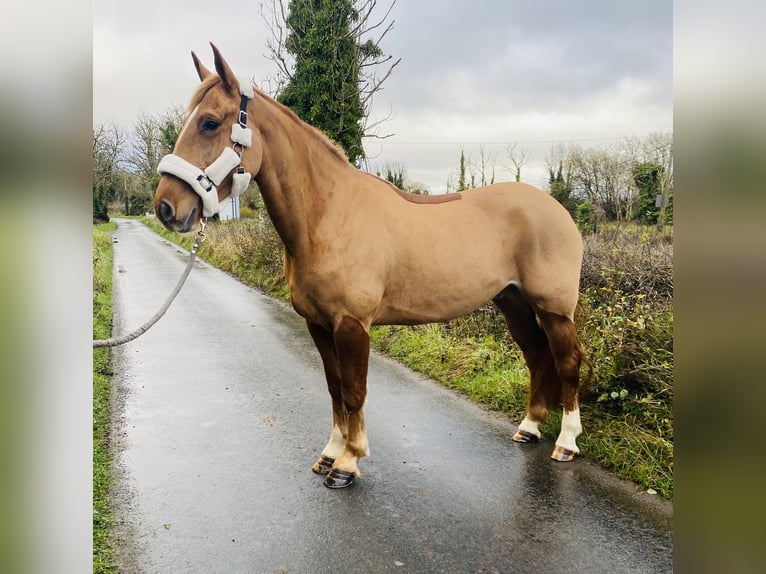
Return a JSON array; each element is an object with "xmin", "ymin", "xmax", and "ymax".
[
  {"xmin": 633, "ymin": 162, "xmax": 663, "ymax": 224},
  {"xmin": 278, "ymin": 0, "xmax": 370, "ymax": 164},
  {"xmin": 457, "ymin": 150, "xmax": 467, "ymax": 191},
  {"xmin": 548, "ymin": 163, "xmax": 576, "ymax": 216}
]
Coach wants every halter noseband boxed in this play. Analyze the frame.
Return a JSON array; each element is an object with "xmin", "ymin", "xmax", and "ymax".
[{"xmin": 157, "ymin": 77, "xmax": 255, "ymax": 218}]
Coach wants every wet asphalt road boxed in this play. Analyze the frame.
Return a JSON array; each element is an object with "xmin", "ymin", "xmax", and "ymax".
[{"xmin": 109, "ymin": 218, "xmax": 672, "ymax": 574}]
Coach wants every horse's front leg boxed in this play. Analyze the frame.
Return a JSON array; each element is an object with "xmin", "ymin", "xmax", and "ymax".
[
  {"xmin": 306, "ymin": 317, "xmax": 370, "ymax": 487},
  {"xmin": 323, "ymin": 316, "xmax": 370, "ymax": 489},
  {"xmin": 306, "ymin": 321, "xmax": 345, "ymax": 475}
]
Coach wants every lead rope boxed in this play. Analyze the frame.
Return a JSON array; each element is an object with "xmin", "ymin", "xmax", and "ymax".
[{"xmin": 92, "ymin": 222, "xmax": 207, "ymax": 348}]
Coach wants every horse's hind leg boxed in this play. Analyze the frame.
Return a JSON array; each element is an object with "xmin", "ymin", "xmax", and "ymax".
[
  {"xmin": 493, "ymin": 285, "xmax": 561, "ymax": 444},
  {"xmin": 537, "ymin": 310, "xmax": 585, "ymax": 462}
]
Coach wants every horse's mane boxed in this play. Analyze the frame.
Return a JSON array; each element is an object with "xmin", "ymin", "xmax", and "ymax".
[
  {"xmin": 191, "ymin": 79, "xmax": 459, "ymax": 204},
  {"xmin": 250, "ymin": 87, "xmax": 461, "ymax": 204},
  {"xmin": 251, "ymin": 85, "xmax": 351, "ymax": 165}
]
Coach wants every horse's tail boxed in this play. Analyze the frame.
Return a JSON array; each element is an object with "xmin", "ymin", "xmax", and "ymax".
[
  {"xmin": 574, "ymin": 300, "xmax": 594, "ymax": 392},
  {"xmin": 577, "ymin": 339, "xmax": 595, "ymax": 391}
]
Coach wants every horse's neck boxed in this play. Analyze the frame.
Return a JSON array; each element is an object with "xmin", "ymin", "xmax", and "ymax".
[
  {"xmin": 253, "ymin": 95, "xmax": 351, "ymax": 258},
  {"xmin": 254, "ymin": 157, "xmax": 309, "ymax": 257}
]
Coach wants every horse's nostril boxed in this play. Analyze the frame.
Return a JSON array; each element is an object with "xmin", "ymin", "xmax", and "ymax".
[{"xmin": 159, "ymin": 200, "xmax": 175, "ymax": 224}]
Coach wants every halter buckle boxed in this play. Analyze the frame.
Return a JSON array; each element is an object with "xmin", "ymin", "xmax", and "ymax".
[{"xmin": 196, "ymin": 174, "xmax": 214, "ymax": 192}]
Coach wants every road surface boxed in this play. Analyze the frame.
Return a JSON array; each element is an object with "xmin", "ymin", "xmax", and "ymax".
[{"xmin": 109, "ymin": 218, "xmax": 672, "ymax": 573}]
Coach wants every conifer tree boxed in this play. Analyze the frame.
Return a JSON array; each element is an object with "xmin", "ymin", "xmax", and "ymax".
[{"xmin": 268, "ymin": 0, "xmax": 400, "ymax": 165}]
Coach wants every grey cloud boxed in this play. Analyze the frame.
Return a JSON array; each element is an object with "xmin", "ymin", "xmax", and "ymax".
[{"xmin": 377, "ymin": 0, "xmax": 671, "ymax": 117}]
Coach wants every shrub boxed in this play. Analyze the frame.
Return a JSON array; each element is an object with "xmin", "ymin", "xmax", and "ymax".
[
  {"xmin": 576, "ymin": 201, "xmax": 598, "ymax": 234},
  {"xmin": 577, "ymin": 225, "xmax": 674, "ymax": 475}
]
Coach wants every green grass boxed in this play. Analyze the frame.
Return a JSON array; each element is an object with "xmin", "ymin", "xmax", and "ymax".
[
  {"xmin": 139, "ymin": 215, "xmax": 673, "ymax": 498},
  {"xmin": 370, "ymin": 325, "xmax": 530, "ymax": 416},
  {"xmin": 93, "ymin": 221, "xmax": 117, "ymax": 574}
]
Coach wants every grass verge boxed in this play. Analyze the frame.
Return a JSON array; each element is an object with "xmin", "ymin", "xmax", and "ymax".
[{"xmin": 93, "ymin": 222, "xmax": 117, "ymax": 574}]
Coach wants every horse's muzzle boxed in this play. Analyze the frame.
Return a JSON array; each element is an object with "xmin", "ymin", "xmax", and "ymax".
[{"xmin": 156, "ymin": 200, "xmax": 197, "ymax": 233}]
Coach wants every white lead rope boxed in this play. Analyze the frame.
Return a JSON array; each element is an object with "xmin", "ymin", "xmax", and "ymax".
[
  {"xmin": 96, "ymin": 81, "xmax": 256, "ymax": 347},
  {"xmin": 92, "ymin": 226, "xmax": 206, "ymax": 348}
]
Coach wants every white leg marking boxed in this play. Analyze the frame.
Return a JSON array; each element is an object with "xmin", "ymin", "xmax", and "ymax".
[
  {"xmin": 322, "ymin": 424, "xmax": 345, "ymax": 459},
  {"xmin": 518, "ymin": 416, "xmax": 542, "ymax": 438},
  {"xmin": 358, "ymin": 427, "xmax": 370, "ymax": 458},
  {"xmin": 555, "ymin": 408, "xmax": 582, "ymax": 453}
]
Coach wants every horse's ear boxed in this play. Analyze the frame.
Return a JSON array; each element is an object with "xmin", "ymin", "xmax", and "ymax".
[
  {"xmin": 210, "ymin": 42, "xmax": 240, "ymax": 95},
  {"xmin": 191, "ymin": 51, "xmax": 213, "ymax": 82}
]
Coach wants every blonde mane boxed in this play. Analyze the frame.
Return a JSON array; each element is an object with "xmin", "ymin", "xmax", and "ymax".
[{"xmin": 251, "ymin": 85, "xmax": 351, "ymax": 166}]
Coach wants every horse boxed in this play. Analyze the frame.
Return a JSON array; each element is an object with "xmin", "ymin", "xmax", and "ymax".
[{"xmin": 153, "ymin": 44, "xmax": 592, "ymax": 489}]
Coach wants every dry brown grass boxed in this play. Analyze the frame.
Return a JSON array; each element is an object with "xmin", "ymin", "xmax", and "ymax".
[{"xmin": 581, "ymin": 224, "xmax": 673, "ymax": 302}]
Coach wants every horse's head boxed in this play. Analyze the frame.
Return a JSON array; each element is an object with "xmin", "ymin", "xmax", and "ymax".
[{"xmin": 153, "ymin": 44, "xmax": 263, "ymax": 232}]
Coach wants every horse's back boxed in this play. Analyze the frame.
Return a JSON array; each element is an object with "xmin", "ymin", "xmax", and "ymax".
[{"xmin": 464, "ymin": 182, "xmax": 574, "ymax": 223}]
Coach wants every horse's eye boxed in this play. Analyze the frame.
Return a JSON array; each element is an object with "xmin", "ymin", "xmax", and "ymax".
[{"xmin": 202, "ymin": 119, "xmax": 220, "ymax": 132}]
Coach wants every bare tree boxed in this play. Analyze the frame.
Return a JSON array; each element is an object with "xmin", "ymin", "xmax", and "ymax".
[
  {"xmin": 445, "ymin": 173, "xmax": 457, "ymax": 194},
  {"xmin": 545, "ymin": 141, "xmax": 576, "ymax": 213},
  {"xmin": 544, "ymin": 142, "xmax": 574, "ymax": 183},
  {"xmin": 568, "ymin": 145, "xmax": 634, "ymax": 221},
  {"xmin": 472, "ymin": 145, "xmax": 496, "ymax": 186},
  {"xmin": 93, "ymin": 122, "xmax": 126, "ymax": 194},
  {"xmin": 541, "ymin": 134, "xmax": 672, "ymax": 224},
  {"xmin": 93, "ymin": 122, "xmax": 127, "ymax": 221},
  {"xmin": 405, "ymin": 180, "xmax": 429, "ymax": 195},
  {"xmin": 374, "ymin": 160, "xmax": 407, "ymax": 189},
  {"xmin": 503, "ymin": 142, "xmax": 530, "ymax": 182},
  {"xmin": 127, "ymin": 112, "xmax": 162, "ymax": 186},
  {"xmin": 260, "ymin": 0, "xmax": 401, "ymax": 140},
  {"xmin": 158, "ymin": 105, "xmax": 186, "ymax": 155},
  {"xmin": 127, "ymin": 107, "xmax": 185, "ymax": 191}
]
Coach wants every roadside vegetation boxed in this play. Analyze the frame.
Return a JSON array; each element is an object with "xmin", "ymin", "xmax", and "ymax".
[
  {"xmin": 93, "ymin": 222, "xmax": 117, "ymax": 574},
  {"xmin": 143, "ymin": 194, "xmax": 673, "ymax": 498}
]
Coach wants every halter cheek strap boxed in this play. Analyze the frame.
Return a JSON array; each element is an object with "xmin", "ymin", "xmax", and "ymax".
[{"xmin": 157, "ymin": 83, "xmax": 255, "ymax": 218}]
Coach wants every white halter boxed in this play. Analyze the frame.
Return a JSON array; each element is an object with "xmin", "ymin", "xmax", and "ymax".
[{"xmin": 157, "ymin": 78, "xmax": 255, "ymax": 217}]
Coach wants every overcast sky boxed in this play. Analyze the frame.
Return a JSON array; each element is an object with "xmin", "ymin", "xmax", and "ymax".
[{"xmin": 93, "ymin": 0, "xmax": 673, "ymax": 193}]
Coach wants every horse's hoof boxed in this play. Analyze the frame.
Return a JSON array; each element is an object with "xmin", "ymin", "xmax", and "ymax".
[
  {"xmin": 323, "ymin": 468, "xmax": 356, "ymax": 489},
  {"xmin": 551, "ymin": 446, "xmax": 577, "ymax": 462},
  {"xmin": 513, "ymin": 430, "xmax": 540, "ymax": 443},
  {"xmin": 312, "ymin": 455, "xmax": 335, "ymax": 475}
]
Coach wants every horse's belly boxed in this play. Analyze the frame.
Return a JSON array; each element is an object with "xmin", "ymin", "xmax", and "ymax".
[{"xmin": 374, "ymin": 275, "xmax": 508, "ymax": 326}]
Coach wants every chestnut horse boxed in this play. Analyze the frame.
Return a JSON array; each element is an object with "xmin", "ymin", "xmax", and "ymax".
[{"xmin": 153, "ymin": 44, "xmax": 591, "ymax": 488}]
